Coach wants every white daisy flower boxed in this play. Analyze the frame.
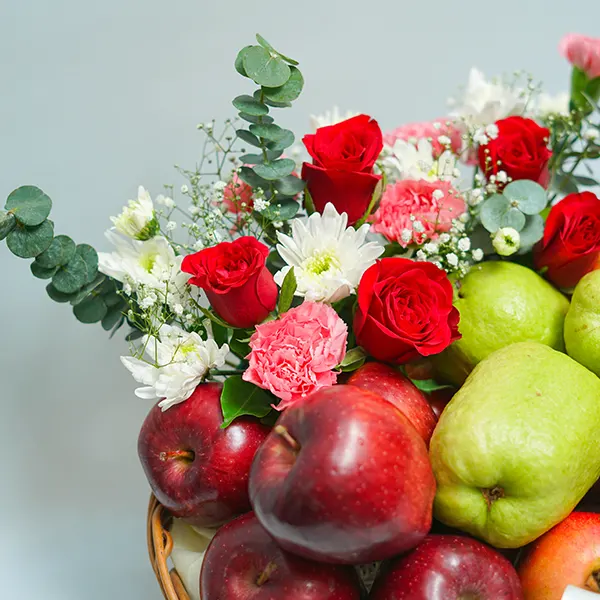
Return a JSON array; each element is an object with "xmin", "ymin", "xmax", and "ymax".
[
  {"xmin": 274, "ymin": 203, "xmax": 384, "ymax": 303},
  {"xmin": 536, "ymin": 92, "xmax": 570, "ymax": 118},
  {"xmin": 120, "ymin": 324, "xmax": 229, "ymax": 411},
  {"xmin": 110, "ymin": 186, "xmax": 159, "ymax": 240},
  {"xmin": 309, "ymin": 107, "xmax": 358, "ymax": 131}
]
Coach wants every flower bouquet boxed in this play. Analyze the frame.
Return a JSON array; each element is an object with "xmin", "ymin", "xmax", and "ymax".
[{"xmin": 3, "ymin": 31, "xmax": 600, "ymax": 600}]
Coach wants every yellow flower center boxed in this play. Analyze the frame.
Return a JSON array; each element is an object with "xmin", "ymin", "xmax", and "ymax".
[{"xmin": 304, "ymin": 250, "xmax": 341, "ymax": 276}]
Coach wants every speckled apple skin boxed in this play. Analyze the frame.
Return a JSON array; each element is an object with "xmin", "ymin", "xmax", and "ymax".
[
  {"xmin": 200, "ymin": 512, "xmax": 363, "ymax": 600},
  {"xmin": 370, "ymin": 535, "xmax": 523, "ymax": 600},
  {"xmin": 249, "ymin": 385, "xmax": 436, "ymax": 564},
  {"xmin": 138, "ymin": 383, "xmax": 270, "ymax": 527},
  {"xmin": 519, "ymin": 512, "xmax": 600, "ymax": 600}
]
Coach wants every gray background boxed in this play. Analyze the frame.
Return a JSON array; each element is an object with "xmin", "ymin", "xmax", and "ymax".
[{"xmin": 1, "ymin": 1, "xmax": 598, "ymax": 598}]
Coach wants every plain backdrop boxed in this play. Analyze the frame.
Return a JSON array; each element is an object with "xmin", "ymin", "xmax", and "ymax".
[{"xmin": 1, "ymin": 1, "xmax": 599, "ymax": 598}]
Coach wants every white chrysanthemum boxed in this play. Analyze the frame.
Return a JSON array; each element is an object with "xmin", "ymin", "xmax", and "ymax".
[
  {"xmin": 274, "ymin": 203, "xmax": 384, "ymax": 303},
  {"xmin": 536, "ymin": 92, "xmax": 570, "ymax": 118},
  {"xmin": 449, "ymin": 68, "xmax": 525, "ymax": 127},
  {"xmin": 120, "ymin": 324, "xmax": 229, "ymax": 411},
  {"xmin": 110, "ymin": 186, "xmax": 158, "ymax": 240},
  {"xmin": 309, "ymin": 107, "xmax": 358, "ymax": 131},
  {"xmin": 98, "ymin": 231, "xmax": 190, "ymax": 311},
  {"xmin": 380, "ymin": 139, "xmax": 457, "ymax": 183}
]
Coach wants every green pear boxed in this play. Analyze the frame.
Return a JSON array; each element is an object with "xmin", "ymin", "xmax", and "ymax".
[
  {"xmin": 434, "ymin": 261, "xmax": 569, "ymax": 385},
  {"xmin": 564, "ymin": 270, "xmax": 600, "ymax": 377},
  {"xmin": 430, "ymin": 342, "xmax": 600, "ymax": 548}
]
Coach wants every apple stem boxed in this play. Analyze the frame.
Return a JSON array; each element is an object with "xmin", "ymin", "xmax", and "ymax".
[
  {"xmin": 274, "ymin": 425, "xmax": 300, "ymax": 451},
  {"xmin": 256, "ymin": 561, "xmax": 278, "ymax": 586},
  {"xmin": 482, "ymin": 486, "xmax": 505, "ymax": 510},
  {"xmin": 159, "ymin": 450, "xmax": 195, "ymax": 463},
  {"xmin": 586, "ymin": 570, "xmax": 600, "ymax": 592}
]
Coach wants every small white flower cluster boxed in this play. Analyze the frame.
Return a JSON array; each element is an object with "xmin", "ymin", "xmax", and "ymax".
[{"xmin": 472, "ymin": 123, "xmax": 500, "ymax": 147}]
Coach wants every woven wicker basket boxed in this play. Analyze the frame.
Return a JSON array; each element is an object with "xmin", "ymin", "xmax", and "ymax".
[{"xmin": 147, "ymin": 495, "xmax": 190, "ymax": 600}]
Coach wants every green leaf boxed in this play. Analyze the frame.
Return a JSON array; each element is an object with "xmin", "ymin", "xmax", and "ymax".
[
  {"xmin": 5, "ymin": 186, "xmax": 52, "ymax": 226},
  {"xmin": 6, "ymin": 220, "xmax": 54, "ymax": 258},
  {"xmin": 69, "ymin": 273, "xmax": 106, "ymax": 306},
  {"xmin": 274, "ymin": 174, "xmax": 304, "ymax": 196},
  {"xmin": 573, "ymin": 174, "xmax": 599, "ymax": 187},
  {"xmin": 46, "ymin": 283, "xmax": 77, "ymax": 303},
  {"xmin": 277, "ymin": 267, "xmax": 297, "ymax": 313},
  {"xmin": 236, "ymin": 129, "xmax": 262, "ymax": 148},
  {"xmin": 517, "ymin": 214, "xmax": 545, "ymax": 250},
  {"xmin": 249, "ymin": 123, "xmax": 285, "ymax": 141},
  {"xmin": 253, "ymin": 158, "xmax": 296, "ymax": 181},
  {"xmin": 262, "ymin": 67, "xmax": 304, "ymax": 103},
  {"xmin": 239, "ymin": 150, "xmax": 282, "ymax": 164},
  {"xmin": 410, "ymin": 378, "xmax": 454, "ymax": 393},
  {"xmin": 103, "ymin": 292, "xmax": 123, "ymax": 307},
  {"xmin": 255, "ymin": 33, "xmax": 299, "ymax": 66},
  {"xmin": 198, "ymin": 305, "xmax": 233, "ymax": 329},
  {"xmin": 230, "ymin": 330, "xmax": 251, "ymax": 359},
  {"xmin": 261, "ymin": 198, "xmax": 299, "ymax": 221},
  {"xmin": 0, "ymin": 212, "xmax": 17, "ymax": 240},
  {"xmin": 232, "ymin": 94, "xmax": 269, "ymax": 116},
  {"xmin": 126, "ymin": 328, "xmax": 144, "ymax": 342},
  {"xmin": 500, "ymin": 207, "xmax": 526, "ymax": 231},
  {"xmin": 553, "ymin": 171, "xmax": 579, "ymax": 195},
  {"xmin": 220, "ymin": 375, "xmax": 273, "ymax": 428},
  {"xmin": 242, "ymin": 46, "xmax": 291, "ymax": 87},
  {"xmin": 52, "ymin": 253, "xmax": 88, "ymax": 294},
  {"xmin": 30, "ymin": 261, "xmax": 58, "ymax": 279},
  {"xmin": 339, "ymin": 347, "xmax": 367, "ymax": 373},
  {"xmin": 265, "ymin": 129, "xmax": 295, "ymax": 151},
  {"xmin": 238, "ymin": 112, "xmax": 274, "ymax": 125},
  {"xmin": 101, "ymin": 305, "xmax": 125, "ymax": 330},
  {"xmin": 238, "ymin": 166, "xmax": 270, "ymax": 189},
  {"xmin": 480, "ymin": 194, "xmax": 510, "ymax": 233},
  {"xmin": 262, "ymin": 96, "xmax": 292, "ymax": 109},
  {"xmin": 234, "ymin": 45, "xmax": 252, "ymax": 77},
  {"xmin": 212, "ymin": 322, "xmax": 230, "ymax": 347},
  {"xmin": 73, "ymin": 294, "xmax": 108, "ymax": 324},
  {"xmin": 503, "ymin": 180, "xmax": 548, "ymax": 215},
  {"xmin": 76, "ymin": 243, "xmax": 99, "ymax": 284},
  {"xmin": 34, "ymin": 234, "xmax": 76, "ymax": 268}
]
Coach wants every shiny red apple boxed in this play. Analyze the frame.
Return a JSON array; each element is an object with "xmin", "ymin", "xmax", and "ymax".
[
  {"xmin": 138, "ymin": 382, "xmax": 270, "ymax": 527},
  {"xmin": 518, "ymin": 512, "xmax": 600, "ymax": 599},
  {"xmin": 370, "ymin": 535, "xmax": 523, "ymax": 600},
  {"xmin": 200, "ymin": 512, "xmax": 363, "ymax": 599},
  {"xmin": 249, "ymin": 385, "xmax": 435, "ymax": 564},
  {"xmin": 348, "ymin": 362, "xmax": 437, "ymax": 444}
]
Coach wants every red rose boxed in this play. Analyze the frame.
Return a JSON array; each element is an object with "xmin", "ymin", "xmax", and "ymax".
[
  {"xmin": 182, "ymin": 236, "xmax": 277, "ymax": 328},
  {"xmin": 479, "ymin": 117, "xmax": 552, "ymax": 188},
  {"xmin": 534, "ymin": 192, "xmax": 600, "ymax": 289},
  {"xmin": 354, "ymin": 258, "xmax": 460, "ymax": 364},
  {"xmin": 302, "ymin": 114, "xmax": 383, "ymax": 225}
]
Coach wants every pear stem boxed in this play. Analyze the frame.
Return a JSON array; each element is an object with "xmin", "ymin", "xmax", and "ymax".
[
  {"xmin": 159, "ymin": 450, "xmax": 195, "ymax": 463},
  {"xmin": 256, "ymin": 561, "xmax": 278, "ymax": 586},
  {"xmin": 482, "ymin": 486, "xmax": 505, "ymax": 510},
  {"xmin": 274, "ymin": 425, "xmax": 300, "ymax": 451},
  {"xmin": 586, "ymin": 570, "xmax": 600, "ymax": 592}
]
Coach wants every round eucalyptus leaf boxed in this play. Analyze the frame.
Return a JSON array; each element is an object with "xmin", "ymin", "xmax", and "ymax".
[
  {"xmin": 480, "ymin": 194, "xmax": 510, "ymax": 233},
  {"xmin": 101, "ymin": 306, "xmax": 125, "ymax": 330},
  {"xmin": 31, "ymin": 261, "xmax": 58, "ymax": 279},
  {"xmin": 104, "ymin": 291, "xmax": 123, "ymax": 307},
  {"xmin": 238, "ymin": 112, "xmax": 274, "ymax": 125},
  {"xmin": 234, "ymin": 46, "xmax": 252, "ymax": 77},
  {"xmin": 503, "ymin": 180, "xmax": 548, "ymax": 215},
  {"xmin": 249, "ymin": 123, "xmax": 284, "ymax": 141},
  {"xmin": 239, "ymin": 151, "xmax": 282, "ymax": 165},
  {"xmin": 265, "ymin": 129, "xmax": 295, "ymax": 151},
  {"xmin": 500, "ymin": 207, "xmax": 526, "ymax": 231},
  {"xmin": 518, "ymin": 214, "xmax": 545, "ymax": 250},
  {"xmin": 52, "ymin": 253, "xmax": 88, "ymax": 294},
  {"xmin": 73, "ymin": 294, "xmax": 108, "ymax": 324},
  {"xmin": 232, "ymin": 95, "xmax": 269, "ymax": 116},
  {"xmin": 69, "ymin": 273, "xmax": 106, "ymax": 306},
  {"xmin": 261, "ymin": 198, "xmax": 299, "ymax": 221},
  {"xmin": 236, "ymin": 129, "xmax": 262, "ymax": 148},
  {"xmin": 238, "ymin": 166, "xmax": 270, "ymax": 189},
  {"xmin": 242, "ymin": 46, "xmax": 291, "ymax": 87},
  {"xmin": 35, "ymin": 234, "xmax": 76, "ymax": 268},
  {"xmin": 262, "ymin": 67, "xmax": 304, "ymax": 103},
  {"xmin": 6, "ymin": 220, "xmax": 54, "ymax": 258},
  {"xmin": 46, "ymin": 283, "xmax": 76, "ymax": 303},
  {"xmin": 252, "ymin": 159, "xmax": 296, "ymax": 181},
  {"xmin": 253, "ymin": 90, "xmax": 292, "ymax": 109},
  {"xmin": 275, "ymin": 175, "xmax": 305, "ymax": 196},
  {"xmin": 76, "ymin": 243, "xmax": 99, "ymax": 283},
  {"xmin": 0, "ymin": 212, "xmax": 17, "ymax": 240},
  {"xmin": 255, "ymin": 34, "xmax": 299, "ymax": 66},
  {"xmin": 5, "ymin": 186, "xmax": 52, "ymax": 226}
]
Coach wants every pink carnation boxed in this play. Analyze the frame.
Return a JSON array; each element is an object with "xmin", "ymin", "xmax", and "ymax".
[
  {"xmin": 222, "ymin": 172, "xmax": 254, "ymax": 214},
  {"xmin": 243, "ymin": 302, "xmax": 348, "ymax": 410},
  {"xmin": 371, "ymin": 180, "xmax": 466, "ymax": 247},
  {"xmin": 384, "ymin": 119, "xmax": 463, "ymax": 158},
  {"xmin": 559, "ymin": 34, "xmax": 600, "ymax": 79}
]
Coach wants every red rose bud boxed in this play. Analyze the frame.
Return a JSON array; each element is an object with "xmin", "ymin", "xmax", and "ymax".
[
  {"xmin": 182, "ymin": 236, "xmax": 277, "ymax": 329},
  {"xmin": 534, "ymin": 192, "xmax": 600, "ymax": 290},
  {"xmin": 479, "ymin": 116, "xmax": 552, "ymax": 188},
  {"xmin": 353, "ymin": 258, "xmax": 461, "ymax": 364},
  {"xmin": 302, "ymin": 114, "xmax": 383, "ymax": 225}
]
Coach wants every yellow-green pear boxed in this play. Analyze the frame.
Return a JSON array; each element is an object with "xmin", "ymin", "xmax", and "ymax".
[
  {"xmin": 430, "ymin": 342, "xmax": 600, "ymax": 549},
  {"xmin": 434, "ymin": 262, "xmax": 569, "ymax": 385},
  {"xmin": 564, "ymin": 270, "xmax": 600, "ymax": 376}
]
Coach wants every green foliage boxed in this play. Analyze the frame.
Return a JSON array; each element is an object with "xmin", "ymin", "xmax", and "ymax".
[
  {"xmin": 73, "ymin": 294, "xmax": 108, "ymax": 323},
  {"xmin": 242, "ymin": 46, "xmax": 291, "ymax": 87},
  {"xmin": 517, "ymin": 215, "xmax": 545, "ymax": 252},
  {"xmin": 261, "ymin": 198, "xmax": 299, "ymax": 221},
  {"xmin": 410, "ymin": 378, "xmax": 454, "ymax": 393},
  {"xmin": 503, "ymin": 180, "xmax": 548, "ymax": 215},
  {"xmin": 262, "ymin": 67, "xmax": 304, "ymax": 103},
  {"xmin": 30, "ymin": 262, "xmax": 58, "ymax": 279},
  {"xmin": 570, "ymin": 67, "xmax": 600, "ymax": 115},
  {"xmin": 52, "ymin": 253, "xmax": 89, "ymax": 294},
  {"xmin": 338, "ymin": 347, "xmax": 367, "ymax": 372},
  {"xmin": 76, "ymin": 244, "xmax": 99, "ymax": 284},
  {"xmin": 275, "ymin": 175, "xmax": 305, "ymax": 196},
  {"xmin": 35, "ymin": 234, "xmax": 76, "ymax": 268},
  {"xmin": 0, "ymin": 212, "xmax": 17, "ymax": 240},
  {"xmin": 5, "ymin": 186, "xmax": 52, "ymax": 226},
  {"xmin": 253, "ymin": 158, "xmax": 296, "ymax": 181},
  {"xmin": 220, "ymin": 375, "xmax": 274, "ymax": 428},
  {"xmin": 6, "ymin": 220, "xmax": 54, "ymax": 258},
  {"xmin": 232, "ymin": 95, "xmax": 269, "ymax": 116},
  {"xmin": 277, "ymin": 267, "xmax": 297, "ymax": 313}
]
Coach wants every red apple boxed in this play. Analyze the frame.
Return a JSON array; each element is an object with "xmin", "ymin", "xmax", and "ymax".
[
  {"xmin": 427, "ymin": 387, "xmax": 455, "ymax": 420},
  {"xmin": 138, "ymin": 382, "xmax": 270, "ymax": 527},
  {"xmin": 249, "ymin": 385, "xmax": 435, "ymax": 564},
  {"xmin": 518, "ymin": 512, "xmax": 600, "ymax": 599},
  {"xmin": 348, "ymin": 362, "xmax": 437, "ymax": 444},
  {"xmin": 370, "ymin": 535, "xmax": 523, "ymax": 599},
  {"xmin": 200, "ymin": 512, "xmax": 363, "ymax": 599}
]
